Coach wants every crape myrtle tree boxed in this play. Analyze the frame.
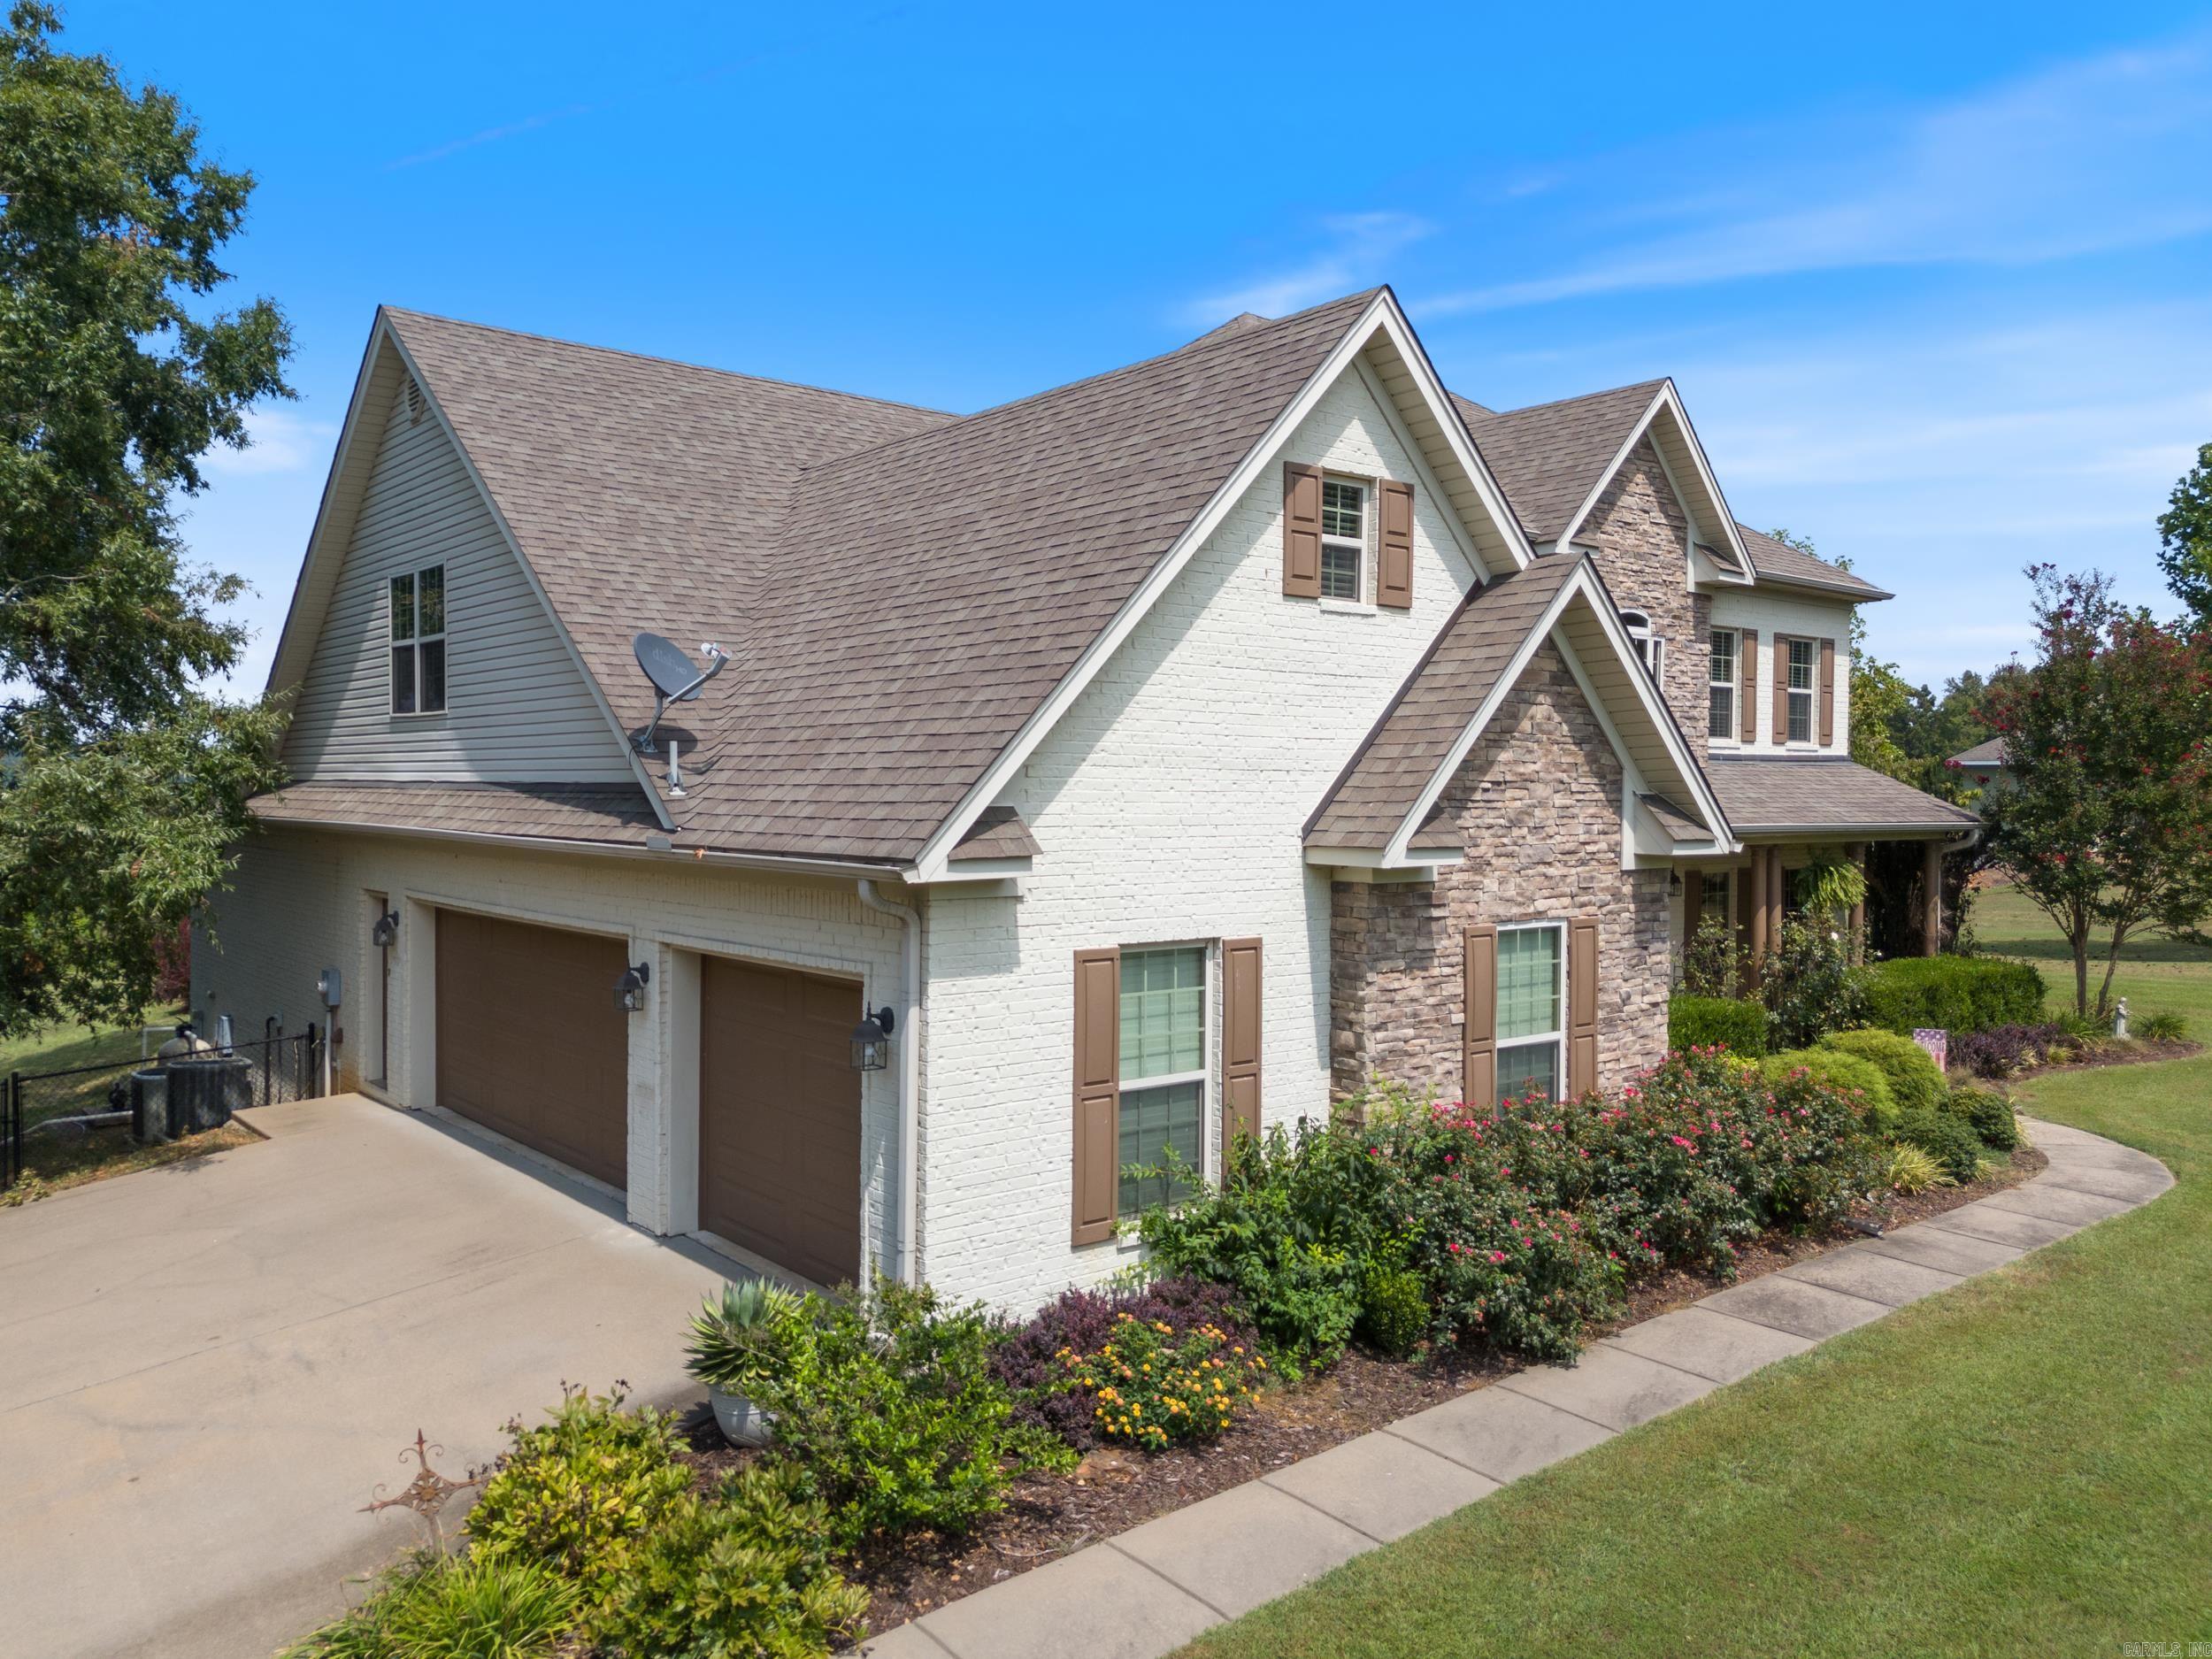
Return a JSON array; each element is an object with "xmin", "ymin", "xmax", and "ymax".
[
  {"xmin": 0, "ymin": 3, "xmax": 290, "ymax": 1035},
  {"xmin": 1981, "ymin": 565, "xmax": 2212, "ymax": 1017}
]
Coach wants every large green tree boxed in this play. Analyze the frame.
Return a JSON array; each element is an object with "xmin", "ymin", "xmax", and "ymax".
[
  {"xmin": 1981, "ymin": 566, "xmax": 2212, "ymax": 1016},
  {"xmin": 2160, "ymin": 442, "xmax": 2212, "ymax": 630},
  {"xmin": 0, "ymin": 2, "xmax": 289, "ymax": 1035}
]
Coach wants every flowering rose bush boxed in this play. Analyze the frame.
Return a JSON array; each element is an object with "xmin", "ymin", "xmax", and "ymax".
[
  {"xmin": 1133, "ymin": 1049, "xmax": 1884, "ymax": 1371},
  {"xmin": 1049, "ymin": 1311, "xmax": 1265, "ymax": 1450}
]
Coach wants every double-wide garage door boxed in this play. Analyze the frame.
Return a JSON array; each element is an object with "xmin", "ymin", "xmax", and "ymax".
[
  {"xmin": 435, "ymin": 910, "xmax": 631, "ymax": 1189},
  {"xmin": 434, "ymin": 910, "xmax": 861, "ymax": 1286}
]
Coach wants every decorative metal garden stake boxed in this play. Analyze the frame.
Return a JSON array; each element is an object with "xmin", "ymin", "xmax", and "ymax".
[{"xmin": 361, "ymin": 1430, "xmax": 481, "ymax": 1554}]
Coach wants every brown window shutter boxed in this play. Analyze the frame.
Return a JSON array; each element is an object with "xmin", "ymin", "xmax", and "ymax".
[
  {"xmin": 1683, "ymin": 868, "xmax": 1704, "ymax": 936},
  {"xmin": 1568, "ymin": 918, "xmax": 1600, "ymax": 1098},
  {"xmin": 1377, "ymin": 480, "xmax": 1415, "ymax": 609},
  {"xmin": 1223, "ymin": 937, "xmax": 1262, "ymax": 1155},
  {"xmin": 1772, "ymin": 634, "xmax": 1792, "ymax": 739},
  {"xmin": 1071, "ymin": 947, "xmax": 1120, "ymax": 1247},
  {"xmin": 1739, "ymin": 629, "xmax": 1759, "ymax": 741},
  {"xmin": 1818, "ymin": 638, "xmax": 1837, "ymax": 746},
  {"xmin": 1463, "ymin": 925, "xmax": 1497, "ymax": 1109},
  {"xmin": 1282, "ymin": 463, "xmax": 1323, "ymax": 597}
]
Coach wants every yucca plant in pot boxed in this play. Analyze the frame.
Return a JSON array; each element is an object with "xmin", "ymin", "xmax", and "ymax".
[{"xmin": 686, "ymin": 1279, "xmax": 804, "ymax": 1447}]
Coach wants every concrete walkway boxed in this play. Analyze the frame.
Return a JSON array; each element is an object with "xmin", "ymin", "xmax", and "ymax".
[
  {"xmin": 859, "ymin": 1118, "xmax": 2174, "ymax": 1659},
  {"xmin": 0, "ymin": 1094, "xmax": 735, "ymax": 1659}
]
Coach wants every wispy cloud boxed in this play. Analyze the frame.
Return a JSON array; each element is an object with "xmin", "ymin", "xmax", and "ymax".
[
  {"xmin": 1181, "ymin": 212, "xmax": 1434, "ymax": 323},
  {"xmin": 388, "ymin": 104, "xmax": 602, "ymax": 171},
  {"xmin": 1429, "ymin": 33, "xmax": 2212, "ymax": 313},
  {"xmin": 203, "ymin": 409, "xmax": 341, "ymax": 478}
]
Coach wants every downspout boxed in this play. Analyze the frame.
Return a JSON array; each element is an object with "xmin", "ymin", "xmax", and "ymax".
[{"xmin": 857, "ymin": 879, "xmax": 921, "ymax": 1286}]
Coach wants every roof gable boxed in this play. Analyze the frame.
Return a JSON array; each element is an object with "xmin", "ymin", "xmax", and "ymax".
[{"xmin": 1308, "ymin": 554, "xmax": 1732, "ymax": 863}]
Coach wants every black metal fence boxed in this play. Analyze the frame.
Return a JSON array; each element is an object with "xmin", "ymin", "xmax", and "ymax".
[{"xmin": 3, "ymin": 1025, "xmax": 323, "ymax": 1191}]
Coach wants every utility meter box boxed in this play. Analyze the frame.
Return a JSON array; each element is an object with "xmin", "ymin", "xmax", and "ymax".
[{"xmin": 317, "ymin": 967, "xmax": 342, "ymax": 1009}]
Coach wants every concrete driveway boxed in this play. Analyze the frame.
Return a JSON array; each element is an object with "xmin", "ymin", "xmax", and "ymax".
[{"xmin": 0, "ymin": 1094, "xmax": 735, "ymax": 1659}]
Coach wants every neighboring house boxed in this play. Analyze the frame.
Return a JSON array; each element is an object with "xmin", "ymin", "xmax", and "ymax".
[
  {"xmin": 1948, "ymin": 735, "xmax": 2010, "ymax": 796},
  {"xmin": 194, "ymin": 288, "xmax": 1975, "ymax": 1313}
]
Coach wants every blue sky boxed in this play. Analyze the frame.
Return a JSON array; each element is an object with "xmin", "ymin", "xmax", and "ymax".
[{"xmin": 63, "ymin": 0, "xmax": 2212, "ymax": 693}]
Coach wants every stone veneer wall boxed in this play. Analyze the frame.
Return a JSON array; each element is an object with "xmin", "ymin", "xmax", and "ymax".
[
  {"xmin": 1331, "ymin": 643, "xmax": 1671, "ymax": 1102},
  {"xmin": 1578, "ymin": 436, "xmax": 1712, "ymax": 757}
]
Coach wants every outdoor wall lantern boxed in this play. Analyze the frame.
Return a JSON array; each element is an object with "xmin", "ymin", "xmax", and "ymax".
[
  {"xmin": 850, "ymin": 1006, "xmax": 895, "ymax": 1071},
  {"xmin": 372, "ymin": 910, "xmax": 400, "ymax": 949},
  {"xmin": 614, "ymin": 961, "xmax": 651, "ymax": 1013}
]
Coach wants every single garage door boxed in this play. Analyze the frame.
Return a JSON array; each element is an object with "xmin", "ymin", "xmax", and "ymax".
[
  {"xmin": 435, "ymin": 910, "xmax": 629, "ymax": 1190},
  {"xmin": 699, "ymin": 956, "xmax": 862, "ymax": 1286}
]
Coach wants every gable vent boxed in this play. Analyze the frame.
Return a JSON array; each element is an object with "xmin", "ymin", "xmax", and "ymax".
[{"xmin": 404, "ymin": 376, "xmax": 426, "ymax": 425}]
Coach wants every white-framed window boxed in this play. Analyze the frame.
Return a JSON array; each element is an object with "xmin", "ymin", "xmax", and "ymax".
[
  {"xmin": 1709, "ymin": 627, "xmax": 1739, "ymax": 739},
  {"xmin": 389, "ymin": 564, "xmax": 447, "ymax": 716},
  {"xmin": 1319, "ymin": 476, "xmax": 1367, "ymax": 603},
  {"xmin": 1622, "ymin": 610, "xmax": 1665, "ymax": 683},
  {"xmin": 1495, "ymin": 922, "xmax": 1564, "ymax": 1102},
  {"xmin": 1786, "ymin": 637, "xmax": 1816, "ymax": 744},
  {"xmin": 1118, "ymin": 945, "xmax": 1209, "ymax": 1213}
]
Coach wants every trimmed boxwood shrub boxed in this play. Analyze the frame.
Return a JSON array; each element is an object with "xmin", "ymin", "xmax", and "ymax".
[
  {"xmin": 1946, "ymin": 1082, "xmax": 2022, "ymax": 1151},
  {"xmin": 1899, "ymin": 1107, "xmax": 1984, "ymax": 1184},
  {"xmin": 1863, "ymin": 956, "xmax": 2044, "ymax": 1035},
  {"xmin": 1670, "ymin": 994, "xmax": 1768, "ymax": 1056},
  {"xmin": 1760, "ymin": 1048, "xmax": 1898, "ymax": 1133},
  {"xmin": 1820, "ymin": 1028, "xmax": 1945, "ymax": 1116}
]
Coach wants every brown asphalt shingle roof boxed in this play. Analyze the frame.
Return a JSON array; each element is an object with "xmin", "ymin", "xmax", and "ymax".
[
  {"xmin": 1305, "ymin": 555, "xmax": 1586, "ymax": 849},
  {"xmin": 1706, "ymin": 757, "xmax": 1975, "ymax": 833},
  {"xmin": 381, "ymin": 293, "xmax": 1379, "ymax": 864},
  {"xmin": 384, "ymin": 310, "xmax": 956, "ymax": 759},
  {"xmin": 660, "ymin": 290, "xmax": 1380, "ymax": 861},
  {"xmin": 1454, "ymin": 383, "xmax": 1664, "ymax": 543},
  {"xmin": 949, "ymin": 805, "xmax": 1040, "ymax": 861},
  {"xmin": 1732, "ymin": 524, "xmax": 1889, "ymax": 599},
  {"xmin": 250, "ymin": 780, "xmax": 664, "ymax": 845}
]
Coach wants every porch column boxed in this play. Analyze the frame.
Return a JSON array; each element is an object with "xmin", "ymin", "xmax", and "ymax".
[
  {"xmin": 1846, "ymin": 841, "xmax": 1867, "ymax": 964},
  {"xmin": 1923, "ymin": 840, "xmax": 1944, "ymax": 956}
]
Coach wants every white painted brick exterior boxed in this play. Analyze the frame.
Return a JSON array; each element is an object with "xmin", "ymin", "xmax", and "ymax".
[
  {"xmin": 193, "ymin": 829, "xmax": 910, "ymax": 1278},
  {"xmin": 918, "ymin": 369, "xmax": 1487, "ymax": 1311}
]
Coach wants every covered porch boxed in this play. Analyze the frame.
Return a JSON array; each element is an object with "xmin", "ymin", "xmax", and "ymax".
[{"xmin": 1680, "ymin": 757, "xmax": 1982, "ymax": 963}]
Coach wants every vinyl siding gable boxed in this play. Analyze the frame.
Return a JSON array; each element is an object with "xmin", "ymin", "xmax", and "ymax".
[{"xmin": 281, "ymin": 373, "xmax": 636, "ymax": 784}]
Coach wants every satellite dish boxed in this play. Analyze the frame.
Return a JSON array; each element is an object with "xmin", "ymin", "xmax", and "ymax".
[{"xmin": 633, "ymin": 633, "xmax": 730, "ymax": 753}]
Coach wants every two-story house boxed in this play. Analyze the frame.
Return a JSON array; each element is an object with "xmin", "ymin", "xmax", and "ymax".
[{"xmin": 195, "ymin": 288, "xmax": 1974, "ymax": 1313}]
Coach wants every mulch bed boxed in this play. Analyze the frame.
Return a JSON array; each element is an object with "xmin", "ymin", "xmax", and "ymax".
[{"xmin": 675, "ymin": 1141, "xmax": 2048, "ymax": 1640}]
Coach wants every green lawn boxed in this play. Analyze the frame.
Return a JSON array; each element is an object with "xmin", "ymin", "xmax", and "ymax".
[
  {"xmin": 1180, "ymin": 1052, "xmax": 2212, "ymax": 1659},
  {"xmin": 0, "ymin": 1003, "xmax": 187, "ymax": 1077},
  {"xmin": 1971, "ymin": 879, "xmax": 2212, "ymax": 1028}
]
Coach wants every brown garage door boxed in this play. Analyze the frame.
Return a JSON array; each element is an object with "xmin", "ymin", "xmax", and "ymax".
[
  {"xmin": 435, "ymin": 910, "xmax": 629, "ymax": 1190},
  {"xmin": 699, "ymin": 956, "xmax": 862, "ymax": 1286}
]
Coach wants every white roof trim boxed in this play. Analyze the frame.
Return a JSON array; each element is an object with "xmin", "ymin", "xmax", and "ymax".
[
  {"xmin": 908, "ymin": 289, "xmax": 1536, "ymax": 883},
  {"xmin": 1379, "ymin": 559, "xmax": 1736, "ymax": 866},
  {"xmin": 265, "ymin": 316, "xmax": 673, "ymax": 832},
  {"xmin": 1550, "ymin": 381, "xmax": 1755, "ymax": 579}
]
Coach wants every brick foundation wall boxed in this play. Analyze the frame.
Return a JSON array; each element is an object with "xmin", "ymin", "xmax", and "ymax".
[{"xmin": 1331, "ymin": 642, "xmax": 1671, "ymax": 1103}]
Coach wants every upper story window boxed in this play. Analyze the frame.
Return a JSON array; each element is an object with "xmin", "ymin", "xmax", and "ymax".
[
  {"xmin": 389, "ymin": 564, "xmax": 447, "ymax": 716},
  {"xmin": 1621, "ymin": 610, "xmax": 1665, "ymax": 683},
  {"xmin": 1118, "ymin": 946, "xmax": 1207, "ymax": 1214},
  {"xmin": 1709, "ymin": 628, "xmax": 1739, "ymax": 739},
  {"xmin": 1786, "ymin": 637, "xmax": 1816, "ymax": 743},
  {"xmin": 1319, "ymin": 477, "xmax": 1366, "ymax": 602}
]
